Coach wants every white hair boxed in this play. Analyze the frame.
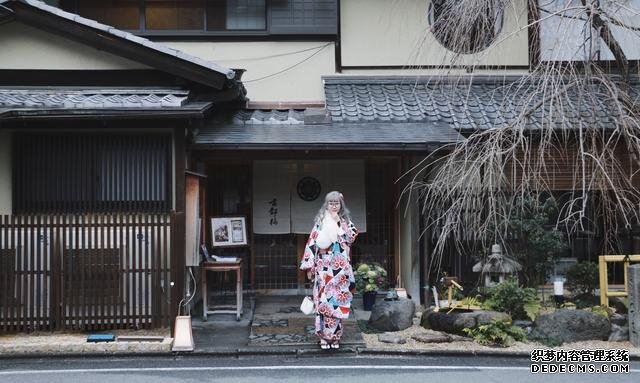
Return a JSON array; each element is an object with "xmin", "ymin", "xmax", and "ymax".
[{"xmin": 313, "ymin": 191, "xmax": 352, "ymax": 227}]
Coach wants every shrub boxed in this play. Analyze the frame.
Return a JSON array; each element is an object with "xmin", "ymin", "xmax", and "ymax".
[
  {"xmin": 565, "ymin": 262, "xmax": 599, "ymax": 296},
  {"xmin": 463, "ymin": 320, "xmax": 527, "ymax": 347},
  {"xmin": 355, "ymin": 263, "xmax": 387, "ymax": 293},
  {"xmin": 505, "ymin": 196, "xmax": 568, "ymax": 287},
  {"xmin": 482, "ymin": 278, "xmax": 541, "ymax": 321}
]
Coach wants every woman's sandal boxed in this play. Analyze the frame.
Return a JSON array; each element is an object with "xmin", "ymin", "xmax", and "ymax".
[
  {"xmin": 319, "ymin": 340, "xmax": 330, "ymax": 350},
  {"xmin": 330, "ymin": 342, "xmax": 339, "ymax": 349}
]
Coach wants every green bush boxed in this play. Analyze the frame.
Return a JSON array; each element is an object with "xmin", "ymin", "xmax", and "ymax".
[
  {"xmin": 463, "ymin": 320, "xmax": 527, "ymax": 347},
  {"xmin": 565, "ymin": 262, "xmax": 599, "ymax": 296},
  {"xmin": 482, "ymin": 278, "xmax": 541, "ymax": 320},
  {"xmin": 505, "ymin": 197, "xmax": 568, "ymax": 287},
  {"xmin": 355, "ymin": 263, "xmax": 387, "ymax": 293}
]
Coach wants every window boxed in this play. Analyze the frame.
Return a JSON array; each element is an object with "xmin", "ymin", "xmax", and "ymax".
[
  {"xmin": 13, "ymin": 133, "xmax": 172, "ymax": 214},
  {"xmin": 206, "ymin": 0, "xmax": 267, "ymax": 31},
  {"xmin": 145, "ymin": 1, "xmax": 204, "ymax": 30},
  {"xmin": 51, "ymin": 0, "xmax": 336, "ymax": 35},
  {"xmin": 427, "ymin": 0, "xmax": 504, "ymax": 54},
  {"xmin": 57, "ymin": 0, "xmax": 266, "ymax": 32},
  {"xmin": 60, "ymin": 0, "xmax": 140, "ymax": 31}
]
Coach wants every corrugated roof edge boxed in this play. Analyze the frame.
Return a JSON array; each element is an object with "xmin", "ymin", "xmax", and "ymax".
[{"xmin": 13, "ymin": 0, "xmax": 236, "ymax": 81}]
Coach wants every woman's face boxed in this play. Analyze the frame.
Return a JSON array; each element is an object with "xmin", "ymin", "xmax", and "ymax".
[{"xmin": 327, "ymin": 199, "xmax": 341, "ymax": 214}]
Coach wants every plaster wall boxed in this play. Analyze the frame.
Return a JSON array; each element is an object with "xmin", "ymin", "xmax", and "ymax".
[
  {"xmin": 0, "ymin": 22, "xmax": 148, "ymax": 70},
  {"xmin": 164, "ymin": 41, "xmax": 336, "ymax": 103},
  {"xmin": 340, "ymin": 0, "xmax": 529, "ymax": 68}
]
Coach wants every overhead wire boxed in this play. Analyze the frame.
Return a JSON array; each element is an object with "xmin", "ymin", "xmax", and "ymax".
[
  {"xmin": 215, "ymin": 43, "xmax": 332, "ymax": 62},
  {"xmin": 242, "ymin": 42, "xmax": 332, "ymax": 84}
]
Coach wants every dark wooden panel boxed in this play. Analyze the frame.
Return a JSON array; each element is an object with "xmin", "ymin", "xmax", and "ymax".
[
  {"xmin": 0, "ymin": 213, "xmax": 173, "ymax": 332},
  {"xmin": 13, "ymin": 133, "xmax": 172, "ymax": 214}
]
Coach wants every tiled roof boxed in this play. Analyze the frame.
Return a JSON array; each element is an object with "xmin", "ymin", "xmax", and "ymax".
[
  {"xmin": 324, "ymin": 76, "xmax": 640, "ymax": 131},
  {"xmin": 230, "ymin": 109, "xmax": 305, "ymax": 125},
  {"xmin": 4, "ymin": 1, "xmax": 236, "ymax": 80},
  {"xmin": 194, "ymin": 121, "xmax": 462, "ymax": 150},
  {"xmin": 0, "ymin": 89, "xmax": 189, "ymax": 109}
]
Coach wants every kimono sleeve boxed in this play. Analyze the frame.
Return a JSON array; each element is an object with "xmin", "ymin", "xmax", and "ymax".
[
  {"xmin": 299, "ymin": 224, "xmax": 319, "ymax": 272},
  {"xmin": 346, "ymin": 220, "xmax": 359, "ymax": 245}
]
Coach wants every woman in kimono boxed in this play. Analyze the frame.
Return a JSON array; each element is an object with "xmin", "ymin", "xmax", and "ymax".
[{"xmin": 299, "ymin": 191, "xmax": 358, "ymax": 349}]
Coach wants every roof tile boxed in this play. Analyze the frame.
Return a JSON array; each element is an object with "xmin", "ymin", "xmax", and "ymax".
[{"xmin": 324, "ymin": 76, "xmax": 639, "ymax": 131}]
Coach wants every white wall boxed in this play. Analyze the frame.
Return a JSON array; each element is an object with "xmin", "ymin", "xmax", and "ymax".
[
  {"xmin": 540, "ymin": 0, "xmax": 640, "ymax": 61},
  {"xmin": 164, "ymin": 41, "xmax": 336, "ymax": 103},
  {"xmin": 0, "ymin": 22, "xmax": 148, "ymax": 70},
  {"xmin": 340, "ymin": 0, "xmax": 529, "ymax": 68},
  {"xmin": 0, "ymin": 131, "xmax": 11, "ymax": 215}
]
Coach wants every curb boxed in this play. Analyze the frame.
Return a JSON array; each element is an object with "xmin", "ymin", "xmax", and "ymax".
[
  {"xmin": 0, "ymin": 351, "xmax": 175, "ymax": 360},
  {"xmin": 2, "ymin": 347, "xmax": 639, "ymax": 361},
  {"xmin": 356, "ymin": 347, "xmax": 532, "ymax": 358}
]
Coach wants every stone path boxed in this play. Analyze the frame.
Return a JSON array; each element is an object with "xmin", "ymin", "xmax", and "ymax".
[{"xmin": 248, "ymin": 298, "xmax": 365, "ymax": 347}]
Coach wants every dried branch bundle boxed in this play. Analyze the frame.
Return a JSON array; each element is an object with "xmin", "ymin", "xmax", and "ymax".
[{"xmin": 408, "ymin": 0, "xmax": 640, "ymax": 275}]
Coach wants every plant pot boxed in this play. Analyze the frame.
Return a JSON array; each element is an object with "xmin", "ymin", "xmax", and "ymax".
[{"xmin": 363, "ymin": 292, "xmax": 377, "ymax": 311}]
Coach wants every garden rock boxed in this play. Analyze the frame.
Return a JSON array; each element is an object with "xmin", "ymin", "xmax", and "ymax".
[
  {"xmin": 412, "ymin": 332, "xmax": 452, "ymax": 343},
  {"xmin": 513, "ymin": 320, "xmax": 534, "ymax": 334},
  {"xmin": 610, "ymin": 313, "xmax": 628, "ymax": 326},
  {"xmin": 608, "ymin": 324, "xmax": 629, "ymax": 342},
  {"xmin": 378, "ymin": 333, "xmax": 406, "ymax": 344},
  {"xmin": 530, "ymin": 309, "xmax": 611, "ymax": 343},
  {"xmin": 420, "ymin": 309, "xmax": 511, "ymax": 335},
  {"xmin": 368, "ymin": 299, "xmax": 415, "ymax": 331},
  {"xmin": 610, "ymin": 297, "xmax": 628, "ymax": 315}
]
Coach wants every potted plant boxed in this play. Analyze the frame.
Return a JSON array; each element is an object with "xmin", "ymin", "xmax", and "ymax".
[{"xmin": 355, "ymin": 263, "xmax": 388, "ymax": 310}]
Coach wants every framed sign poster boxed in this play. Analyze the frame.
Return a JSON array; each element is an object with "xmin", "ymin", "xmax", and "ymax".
[{"xmin": 211, "ymin": 216, "xmax": 248, "ymax": 247}]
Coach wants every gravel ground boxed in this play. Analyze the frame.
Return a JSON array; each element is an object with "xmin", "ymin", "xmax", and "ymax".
[
  {"xmin": 361, "ymin": 324, "xmax": 640, "ymax": 355},
  {"xmin": 0, "ymin": 328, "xmax": 170, "ymax": 346}
]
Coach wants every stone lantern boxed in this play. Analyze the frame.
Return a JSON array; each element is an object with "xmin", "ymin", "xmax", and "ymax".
[{"xmin": 473, "ymin": 244, "xmax": 521, "ymax": 287}]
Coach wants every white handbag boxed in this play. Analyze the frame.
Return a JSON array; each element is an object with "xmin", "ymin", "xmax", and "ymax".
[{"xmin": 300, "ymin": 296, "xmax": 314, "ymax": 315}]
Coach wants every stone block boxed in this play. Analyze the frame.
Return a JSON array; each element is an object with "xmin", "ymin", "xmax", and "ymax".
[
  {"xmin": 378, "ymin": 333, "xmax": 406, "ymax": 344},
  {"xmin": 368, "ymin": 299, "xmax": 415, "ymax": 331},
  {"xmin": 420, "ymin": 309, "xmax": 511, "ymax": 335},
  {"xmin": 629, "ymin": 264, "xmax": 640, "ymax": 347},
  {"xmin": 530, "ymin": 309, "xmax": 611, "ymax": 343},
  {"xmin": 412, "ymin": 332, "xmax": 452, "ymax": 343}
]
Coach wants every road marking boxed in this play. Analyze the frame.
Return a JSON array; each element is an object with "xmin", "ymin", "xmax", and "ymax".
[{"xmin": 0, "ymin": 365, "xmax": 638, "ymax": 375}]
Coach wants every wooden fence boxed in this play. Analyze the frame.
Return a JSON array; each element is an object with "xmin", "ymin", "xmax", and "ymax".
[{"xmin": 0, "ymin": 214, "xmax": 174, "ymax": 332}]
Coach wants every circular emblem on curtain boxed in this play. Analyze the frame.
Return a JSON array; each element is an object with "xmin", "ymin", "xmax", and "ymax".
[{"xmin": 297, "ymin": 177, "xmax": 321, "ymax": 201}]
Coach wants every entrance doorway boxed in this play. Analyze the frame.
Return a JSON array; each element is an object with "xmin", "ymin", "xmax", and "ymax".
[{"xmin": 201, "ymin": 157, "xmax": 399, "ymax": 291}]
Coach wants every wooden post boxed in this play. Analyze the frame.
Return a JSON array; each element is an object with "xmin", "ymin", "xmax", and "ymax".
[
  {"xmin": 171, "ymin": 126, "xmax": 187, "ymax": 334},
  {"xmin": 599, "ymin": 255, "xmax": 608, "ymax": 306}
]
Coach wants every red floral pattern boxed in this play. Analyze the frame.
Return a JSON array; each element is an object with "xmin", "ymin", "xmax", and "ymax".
[{"xmin": 300, "ymin": 217, "xmax": 358, "ymax": 341}]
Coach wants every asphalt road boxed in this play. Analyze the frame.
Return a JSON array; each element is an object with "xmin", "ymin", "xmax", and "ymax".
[{"xmin": 0, "ymin": 355, "xmax": 638, "ymax": 383}]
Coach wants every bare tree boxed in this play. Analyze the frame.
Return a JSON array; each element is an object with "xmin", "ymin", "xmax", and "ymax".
[{"xmin": 407, "ymin": 0, "xmax": 640, "ymax": 285}]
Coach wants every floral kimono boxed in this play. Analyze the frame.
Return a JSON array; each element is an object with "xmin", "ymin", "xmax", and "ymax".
[{"xmin": 299, "ymin": 217, "xmax": 358, "ymax": 342}]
